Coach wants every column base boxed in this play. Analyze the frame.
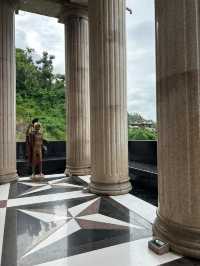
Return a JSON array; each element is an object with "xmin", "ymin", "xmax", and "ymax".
[
  {"xmin": 65, "ymin": 166, "xmax": 91, "ymax": 176},
  {"xmin": 153, "ymin": 212, "xmax": 200, "ymax": 259},
  {"xmin": 0, "ymin": 171, "xmax": 18, "ymax": 184},
  {"xmin": 89, "ymin": 179, "xmax": 132, "ymax": 196}
]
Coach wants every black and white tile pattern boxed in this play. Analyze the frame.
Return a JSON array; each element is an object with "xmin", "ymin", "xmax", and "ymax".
[{"xmin": 0, "ymin": 174, "xmax": 196, "ymax": 266}]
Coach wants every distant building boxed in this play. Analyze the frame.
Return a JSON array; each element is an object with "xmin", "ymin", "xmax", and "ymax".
[{"xmin": 129, "ymin": 121, "xmax": 155, "ymax": 129}]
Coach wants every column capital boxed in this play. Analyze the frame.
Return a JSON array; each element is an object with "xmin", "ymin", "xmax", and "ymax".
[{"xmin": 59, "ymin": 4, "xmax": 88, "ymax": 23}]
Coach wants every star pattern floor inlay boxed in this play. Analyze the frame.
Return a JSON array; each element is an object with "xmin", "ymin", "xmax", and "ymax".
[{"xmin": 0, "ymin": 174, "xmax": 192, "ymax": 266}]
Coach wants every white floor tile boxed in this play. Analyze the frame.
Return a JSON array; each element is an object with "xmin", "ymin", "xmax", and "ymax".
[
  {"xmin": 19, "ymin": 182, "xmax": 45, "ymax": 187},
  {"xmin": 7, "ymin": 191, "xmax": 94, "ymax": 208},
  {"xmin": 79, "ymin": 213, "xmax": 143, "ymax": 229},
  {"xmin": 0, "ymin": 184, "xmax": 10, "ymax": 201},
  {"xmin": 19, "ymin": 185, "xmax": 52, "ymax": 197},
  {"xmin": 45, "ymin": 174, "xmax": 66, "ymax": 178},
  {"xmin": 18, "ymin": 177, "xmax": 31, "ymax": 181},
  {"xmin": 111, "ymin": 194, "xmax": 157, "ymax": 224},
  {"xmin": 78, "ymin": 176, "xmax": 91, "ymax": 184},
  {"xmin": 52, "ymin": 183, "xmax": 83, "ymax": 189},
  {"xmin": 35, "ymin": 237, "xmax": 181, "ymax": 266},
  {"xmin": 48, "ymin": 177, "xmax": 69, "ymax": 185}
]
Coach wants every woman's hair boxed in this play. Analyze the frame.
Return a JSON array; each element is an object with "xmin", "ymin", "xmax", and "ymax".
[{"xmin": 32, "ymin": 118, "xmax": 39, "ymax": 124}]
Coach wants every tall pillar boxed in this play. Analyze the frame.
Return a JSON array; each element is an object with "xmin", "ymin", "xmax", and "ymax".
[
  {"xmin": 0, "ymin": 0, "xmax": 18, "ymax": 184},
  {"xmin": 62, "ymin": 6, "xmax": 91, "ymax": 176},
  {"xmin": 88, "ymin": 0, "xmax": 132, "ymax": 195},
  {"xmin": 153, "ymin": 0, "xmax": 200, "ymax": 258}
]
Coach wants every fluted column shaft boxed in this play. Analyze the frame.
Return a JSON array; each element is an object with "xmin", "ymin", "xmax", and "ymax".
[
  {"xmin": 0, "ymin": 0, "xmax": 18, "ymax": 184},
  {"xmin": 64, "ymin": 8, "xmax": 91, "ymax": 176},
  {"xmin": 88, "ymin": 0, "xmax": 132, "ymax": 195},
  {"xmin": 153, "ymin": 0, "xmax": 200, "ymax": 258}
]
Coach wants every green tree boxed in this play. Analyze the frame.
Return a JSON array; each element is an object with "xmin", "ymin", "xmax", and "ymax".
[
  {"xmin": 16, "ymin": 48, "xmax": 39, "ymax": 99},
  {"xmin": 36, "ymin": 51, "xmax": 55, "ymax": 90},
  {"xmin": 128, "ymin": 127, "xmax": 157, "ymax": 140},
  {"xmin": 16, "ymin": 48, "xmax": 66, "ymax": 141}
]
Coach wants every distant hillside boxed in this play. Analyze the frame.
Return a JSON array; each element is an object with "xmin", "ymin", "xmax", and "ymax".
[
  {"xmin": 128, "ymin": 112, "xmax": 157, "ymax": 140},
  {"xmin": 16, "ymin": 48, "xmax": 66, "ymax": 141}
]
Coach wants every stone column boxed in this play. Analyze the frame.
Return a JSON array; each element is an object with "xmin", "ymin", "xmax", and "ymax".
[
  {"xmin": 88, "ymin": 0, "xmax": 132, "ymax": 195},
  {"xmin": 62, "ymin": 6, "xmax": 91, "ymax": 176},
  {"xmin": 153, "ymin": 0, "xmax": 200, "ymax": 258},
  {"xmin": 0, "ymin": 0, "xmax": 18, "ymax": 184}
]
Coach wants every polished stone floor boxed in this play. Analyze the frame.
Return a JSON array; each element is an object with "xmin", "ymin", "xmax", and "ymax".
[{"xmin": 0, "ymin": 174, "xmax": 199, "ymax": 266}]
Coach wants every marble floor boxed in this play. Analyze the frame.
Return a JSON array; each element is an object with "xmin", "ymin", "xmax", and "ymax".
[{"xmin": 0, "ymin": 174, "xmax": 199, "ymax": 266}]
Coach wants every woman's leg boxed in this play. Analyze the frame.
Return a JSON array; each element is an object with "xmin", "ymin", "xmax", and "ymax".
[{"xmin": 38, "ymin": 151, "xmax": 43, "ymax": 175}]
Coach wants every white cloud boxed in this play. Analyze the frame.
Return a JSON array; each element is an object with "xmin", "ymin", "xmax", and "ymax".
[
  {"xmin": 15, "ymin": 0, "xmax": 156, "ymax": 120},
  {"xmin": 15, "ymin": 11, "xmax": 65, "ymax": 74},
  {"xmin": 126, "ymin": 0, "xmax": 156, "ymax": 120}
]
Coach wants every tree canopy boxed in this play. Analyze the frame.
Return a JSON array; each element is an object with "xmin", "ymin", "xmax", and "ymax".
[{"xmin": 16, "ymin": 48, "xmax": 66, "ymax": 141}]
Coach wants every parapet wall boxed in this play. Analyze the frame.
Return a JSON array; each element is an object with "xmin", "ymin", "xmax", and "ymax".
[{"xmin": 17, "ymin": 140, "xmax": 157, "ymax": 176}]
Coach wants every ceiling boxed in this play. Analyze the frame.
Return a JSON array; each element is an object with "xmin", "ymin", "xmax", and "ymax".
[{"xmin": 18, "ymin": 0, "xmax": 88, "ymax": 19}]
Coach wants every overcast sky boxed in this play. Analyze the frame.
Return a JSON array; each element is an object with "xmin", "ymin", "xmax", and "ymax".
[{"xmin": 15, "ymin": 0, "xmax": 156, "ymax": 120}]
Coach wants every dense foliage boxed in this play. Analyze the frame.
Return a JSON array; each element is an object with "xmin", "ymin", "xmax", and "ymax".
[
  {"xmin": 128, "ymin": 127, "xmax": 156, "ymax": 140},
  {"xmin": 16, "ymin": 48, "xmax": 66, "ymax": 141}
]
